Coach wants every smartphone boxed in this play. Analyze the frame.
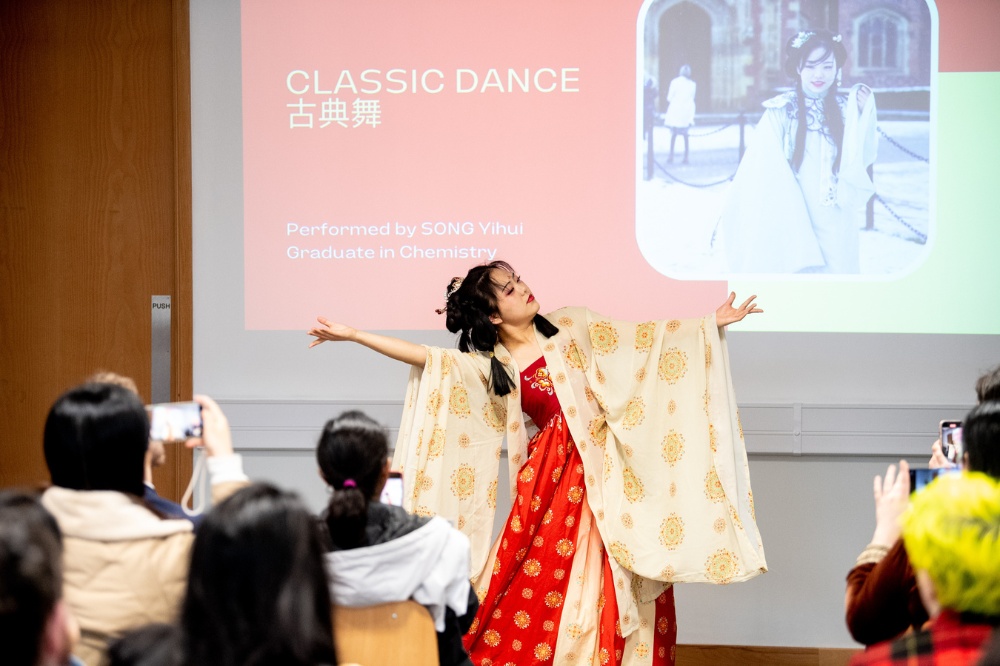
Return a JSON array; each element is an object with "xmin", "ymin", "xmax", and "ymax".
[
  {"xmin": 940, "ymin": 420, "xmax": 963, "ymax": 464},
  {"xmin": 146, "ymin": 401, "xmax": 203, "ymax": 441},
  {"xmin": 380, "ymin": 471, "xmax": 404, "ymax": 506},
  {"xmin": 909, "ymin": 467, "xmax": 959, "ymax": 494}
]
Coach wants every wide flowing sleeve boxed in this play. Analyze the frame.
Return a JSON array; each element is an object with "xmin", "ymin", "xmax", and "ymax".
[
  {"xmin": 546, "ymin": 309, "xmax": 767, "ymax": 587},
  {"xmin": 837, "ymin": 85, "xmax": 878, "ymax": 212},
  {"xmin": 718, "ymin": 97, "xmax": 825, "ymax": 274},
  {"xmin": 392, "ymin": 347, "xmax": 506, "ymax": 577}
]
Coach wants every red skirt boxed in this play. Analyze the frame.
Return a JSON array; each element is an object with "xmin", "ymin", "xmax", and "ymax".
[{"xmin": 464, "ymin": 414, "xmax": 677, "ymax": 665}]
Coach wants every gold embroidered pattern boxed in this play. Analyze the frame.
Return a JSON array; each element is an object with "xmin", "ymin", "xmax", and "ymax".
[
  {"xmin": 714, "ymin": 517, "xmax": 727, "ymax": 533},
  {"xmin": 427, "ymin": 427, "xmax": 446, "ymax": 460},
  {"xmin": 705, "ymin": 467, "xmax": 725, "ymax": 502},
  {"xmin": 659, "ymin": 514, "xmax": 685, "ymax": 550},
  {"xmin": 705, "ymin": 341, "xmax": 712, "ymax": 368},
  {"xmin": 661, "ymin": 431, "xmax": 685, "ymax": 466},
  {"xmin": 450, "ymin": 464, "xmax": 474, "ymax": 499},
  {"xmin": 622, "ymin": 397, "xmax": 645, "ymax": 429},
  {"xmin": 525, "ymin": 366, "xmax": 554, "ymax": 395},
  {"xmin": 621, "ymin": 513, "xmax": 634, "ymax": 528},
  {"xmin": 534, "ymin": 643, "xmax": 553, "ymax": 660},
  {"xmin": 458, "ymin": 433, "xmax": 470, "ymax": 448},
  {"xmin": 657, "ymin": 348, "xmax": 688, "ymax": 384},
  {"xmin": 557, "ymin": 316, "xmax": 574, "ymax": 328},
  {"xmin": 622, "ymin": 467, "xmax": 645, "ymax": 503},
  {"xmin": 666, "ymin": 319, "xmax": 681, "ymax": 332},
  {"xmin": 514, "ymin": 610, "xmax": 530, "ymax": 629},
  {"xmin": 426, "ymin": 389, "xmax": 443, "ymax": 416},
  {"xmin": 635, "ymin": 321, "xmax": 656, "ymax": 352},
  {"xmin": 668, "ymin": 399, "xmax": 677, "ymax": 415},
  {"xmin": 445, "ymin": 383, "xmax": 471, "ymax": 417},
  {"xmin": 523, "ymin": 559, "xmax": 542, "ymax": 577},
  {"xmin": 567, "ymin": 486, "xmax": 584, "ymax": 504},
  {"xmin": 588, "ymin": 415, "xmax": 607, "ymax": 449},
  {"xmin": 555, "ymin": 538, "xmax": 575, "ymax": 558},
  {"xmin": 635, "ymin": 367, "xmax": 646, "ymax": 382},
  {"xmin": 589, "ymin": 321, "xmax": 619, "ymax": 355},
  {"xmin": 483, "ymin": 629, "xmax": 501, "ymax": 647},
  {"xmin": 706, "ymin": 549, "xmax": 739, "ymax": 584},
  {"xmin": 709, "ymin": 424, "xmax": 718, "ymax": 453},
  {"xmin": 609, "ymin": 541, "xmax": 635, "ymax": 569},
  {"xmin": 483, "ymin": 400, "xmax": 506, "ymax": 432},
  {"xmin": 519, "ymin": 466, "xmax": 535, "ymax": 484},
  {"xmin": 562, "ymin": 340, "xmax": 587, "ymax": 371}
]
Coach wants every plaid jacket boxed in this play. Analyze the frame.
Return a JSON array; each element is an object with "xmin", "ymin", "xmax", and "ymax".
[{"xmin": 850, "ymin": 610, "xmax": 996, "ymax": 666}]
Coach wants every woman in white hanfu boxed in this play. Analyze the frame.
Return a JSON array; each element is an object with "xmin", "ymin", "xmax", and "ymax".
[
  {"xmin": 309, "ymin": 261, "xmax": 768, "ymax": 665},
  {"xmin": 719, "ymin": 30, "xmax": 878, "ymax": 274}
]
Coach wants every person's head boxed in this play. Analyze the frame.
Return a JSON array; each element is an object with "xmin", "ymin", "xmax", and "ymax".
[
  {"xmin": 439, "ymin": 260, "xmax": 557, "ymax": 395},
  {"xmin": 903, "ymin": 471, "xmax": 1000, "ymax": 619},
  {"xmin": 784, "ymin": 30, "xmax": 847, "ymax": 95},
  {"xmin": 0, "ymin": 491, "xmax": 74, "ymax": 666},
  {"xmin": 679, "ymin": 64, "xmax": 691, "ymax": 78},
  {"xmin": 87, "ymin": 371, "xmax": 166, "ymax": 472},
  {"xmin": 783, "ymin": 30, "xmax": 848, "ymax": 174},
  {"xmin": 180, "ymin": 483, "xmax": 335, "ymax": 666},
  {"xmin": 44, "ymin": 383, "xmax": 149, "ymax": 497},
  {"xmin": 977, "ymin": 365, "xmax": 1000, "ymax": 404},
  {"xmin": 963, "ymin": 401, "xmax": 1000, "ymax": 478},
  {"xmin": 316, "ymin": 411, "xmax": 389, "ymax": 550}
]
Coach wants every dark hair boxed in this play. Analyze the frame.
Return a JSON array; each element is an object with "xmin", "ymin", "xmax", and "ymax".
[
  {"xmin": 964, "ymin": 401, "xmax": 1000, "ymax": 479},
  {"xmin": 317, "ymin": 411, "xmax": 388, "ymax": 550},
  {"xmin": 783, "ymin": 30, "xmax": 848, "ymax": 174},
  {"xmin": 977, "ymin": 365, "xmax": 1000, "ymax": 404},
  {"xmin": 0, "ymin": 492, "xmax": 63, "ymax": 666},
  {"xmin": 180, "ymin": 483, "xmax": 336, "ymax": 666},
  {"xmin": 43, "ymin": 382, "xmax": 149, "ymax": 497},
  {"xmin": 107, "ymin": 624, "xmax": 182, "ymax": 666},
  {"xmin": 441, "ymin": 260, "xmax": 558, "ymax": 396}
]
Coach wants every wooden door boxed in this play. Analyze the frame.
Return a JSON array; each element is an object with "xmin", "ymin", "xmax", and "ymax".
[{"xmin": 0, "ymin": 0, "xmax": 193, "ymax": 497}]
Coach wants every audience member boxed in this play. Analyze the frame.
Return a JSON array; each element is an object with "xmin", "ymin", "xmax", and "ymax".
[
  {"xmin": 850, "ymin": 471, "xmax": 1000, "ymax": 665},
  {"xmin": 0, "ymin": 490, "xmax": 78, "ymax": 666},
  {"xmin": 178, "ymin": 483, "xmax": 337, "ymax": 666},
  {"xmin": 318, "ymin": 411, "xmax": 477, "ymax": 666},
  {"xmin": 846, "ymin": 365, "xmax": 1000, "ymax": 646},
  {"xmin": 86, "ymin": 371, "xmax": 196, "ymax": 523},
  {"xmin": 40, "ymin": 383, "xmax": 247, "ymax": 666}
]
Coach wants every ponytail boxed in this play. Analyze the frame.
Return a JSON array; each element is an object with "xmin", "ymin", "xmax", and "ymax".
[{"xmin": 316, "ymin": 411, "xmax": 388, "ymax": 550}]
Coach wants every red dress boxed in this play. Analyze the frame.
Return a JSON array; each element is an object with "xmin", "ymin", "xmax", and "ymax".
[{"xmin": 464, "ymin": 357, "xmax": 677, "ymax": 665}]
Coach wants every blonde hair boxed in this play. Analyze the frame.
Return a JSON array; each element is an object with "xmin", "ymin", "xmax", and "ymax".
[
  {"xmin": 903, "ymin": 471, "xmax": 1000, "ymax": 616},
  {"xmin": 87, "ymin": 370, "xmax": 139, "ymax": 395}
]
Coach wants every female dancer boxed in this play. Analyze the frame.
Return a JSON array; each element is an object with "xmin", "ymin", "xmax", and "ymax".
[
  {"xmin": 309, "ymin": 261, "xmax": 768, "ymax": 665},
  {"xmin": 719, "ymin": 30, "xmax": 877, "ymax": 274}
]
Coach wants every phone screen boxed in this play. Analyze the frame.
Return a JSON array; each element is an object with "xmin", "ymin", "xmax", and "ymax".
[
  {"xmin": 940, "ymin": 420, "xmax": 963, "ymax": 464},
  {"xmin": 909, "ymin": 467, "xmax": 959, "ymax": 494},
  {"xmin": 380, "ymin": 473, "xmax": 404, "ymax": 506},
  {"xmin": 146, "ymin": 401, "xmax": 203, "ymax": 441}
]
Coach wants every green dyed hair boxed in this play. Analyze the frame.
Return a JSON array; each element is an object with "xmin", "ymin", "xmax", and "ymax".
[{"xmin": 903, "ymin": 471, "xmax": 1000, "ymax": 616}]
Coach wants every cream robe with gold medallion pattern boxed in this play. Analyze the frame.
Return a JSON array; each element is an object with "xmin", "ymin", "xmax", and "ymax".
[{"xmin": 392, "ymin": 307, "xmax": 767, "ymax": 642}]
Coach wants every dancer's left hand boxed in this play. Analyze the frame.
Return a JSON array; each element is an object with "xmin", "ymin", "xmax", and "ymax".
[{"xmin": 716, "ymin": 292, "xmax": 762, "ymax": 327}]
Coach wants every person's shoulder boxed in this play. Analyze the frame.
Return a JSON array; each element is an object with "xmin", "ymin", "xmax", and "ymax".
[{"xmin": 762, "ymin": 91, "xmax": 796, "ymax": 110}]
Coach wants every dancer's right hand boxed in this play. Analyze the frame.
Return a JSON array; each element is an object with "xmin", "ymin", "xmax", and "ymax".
[{"xmin": 308, "ymin": 317, "xmax": 358, "ymax": 347}]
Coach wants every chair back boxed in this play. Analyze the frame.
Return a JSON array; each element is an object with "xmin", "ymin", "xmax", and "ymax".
[{"xmin": 333, "ymin": 600, "xmax": 439, "ymax": 666}]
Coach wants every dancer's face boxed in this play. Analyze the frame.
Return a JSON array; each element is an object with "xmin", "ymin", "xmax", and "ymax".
[
  {"xmin": 489, "ymin": 269, "xmax": 539, "ymax": 326},
  {"xmin": 798, "ymin": 47, "xmax": 837, "ymax": 96}
]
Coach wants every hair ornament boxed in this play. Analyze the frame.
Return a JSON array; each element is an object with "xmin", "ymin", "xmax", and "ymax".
[
  {"xmin": 446, "ymin": 277, "xmax": 464, "ymax": 299},
  {"xmin": 342, "ymin": 479, "xmax": 357, "ymax": 489},
  {"xmin": 790, "ymin": 31, "xmax": 815, "ymax": 49},
  {"xmin": 832, "ymin": 34, "xmax": 842, "ymax": 43}
]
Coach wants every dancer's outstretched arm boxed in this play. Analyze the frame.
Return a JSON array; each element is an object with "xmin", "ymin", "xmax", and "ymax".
[{"xmin": 308, "ymin": 317, "xmax": 426, "ymax": 368}]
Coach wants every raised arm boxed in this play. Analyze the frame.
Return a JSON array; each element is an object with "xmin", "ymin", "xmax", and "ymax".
[{"xmin": 308, "ymin": 317, "xmax": 427, "ymax": 368}]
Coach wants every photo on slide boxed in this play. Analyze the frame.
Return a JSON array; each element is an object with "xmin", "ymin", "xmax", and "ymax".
[{"xmin": 635, "ymin": 0, "xmax": 934, "ymax": 278}]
